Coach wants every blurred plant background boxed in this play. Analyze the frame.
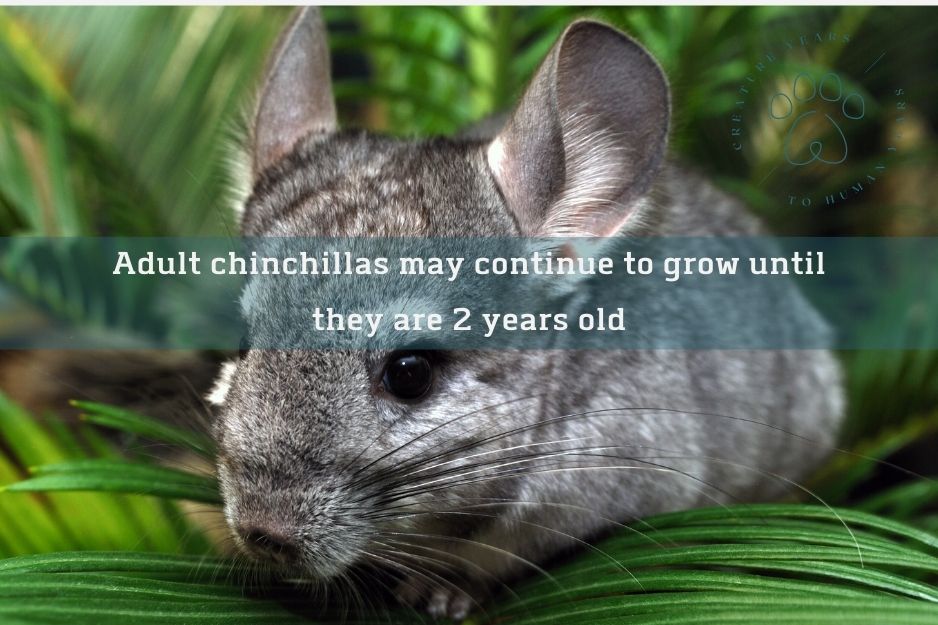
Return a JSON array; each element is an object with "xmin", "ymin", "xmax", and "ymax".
[{"xmin": 0, "ymin": 5, "xmax": 936, "ymax": 624}]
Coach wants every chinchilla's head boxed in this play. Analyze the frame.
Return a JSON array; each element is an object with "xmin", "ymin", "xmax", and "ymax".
[{"xmin": 212, "ymin": 7, "xmax": 670, "ymax": 580}]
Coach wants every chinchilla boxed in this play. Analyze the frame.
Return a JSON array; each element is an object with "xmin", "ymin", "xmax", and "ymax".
[{"xmin": 211, "ymin": 7, "xmax": 844, "ymax": 620}]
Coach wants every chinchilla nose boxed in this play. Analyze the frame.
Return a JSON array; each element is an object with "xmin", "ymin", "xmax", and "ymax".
[{"xmin": 238, "ymin": 523, "xmax": 300, "ymax": 565}]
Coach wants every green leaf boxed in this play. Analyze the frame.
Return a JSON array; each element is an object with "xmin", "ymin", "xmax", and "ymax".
[
  {"xmin": 5, "ymin": 460, "xmax": 221, "ymax": 504},
  {"xmin": 1, "ymin": 5, "xmax": 938, "ymax": 624},
  {"xmin": 70, "ymin": 400, "xmax": 215, "ymax": 458},
  {"xmin": 0, "ymin": 392, "xmax": 208, "ymax": 557}
]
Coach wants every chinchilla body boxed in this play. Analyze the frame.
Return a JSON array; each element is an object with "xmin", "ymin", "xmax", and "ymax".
[{"xmin": 212, "ymin": 8, "xmax": 844, "ymax": 619}]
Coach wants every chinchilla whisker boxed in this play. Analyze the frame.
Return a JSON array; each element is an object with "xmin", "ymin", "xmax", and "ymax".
[
  {"xmin": 351, "ymin": 565, "xmax": 394, "ymax": 625},
  {"xmin": 346, "ymin": 393, "xmax": 543, "ymax": 476},
  {"xmin": 337, "ymin": 575, "xmax": 358, "ymax": 620},
  {"xmin": 239, "ymin": 553, "xmax": 261, "ymax": 594},
  {"xmin": 385, "ymin": 530, "xmax": 567, "ymax": 595},
  {"xmin": 357, "ymin": 442, "xmax": 864, "ymax": 556},
  {"xmin": 369, "ymin": 444, "xmax": 737, "ymax": 508},
  {"xmin": 347, "ymin": 394, "xmax": 546, "ymax": 485},
  {"xmin": 221, "ymin": 550, "xmax": 246, "ymax": 587},
  {"xmin": 370, "ymin": 403, "xmax": 830, "ymax": 487},
  {"xmin": 514, "ymin": 517, "xmax": 643, "ymax": 589},
  {"xmin": 373, "ymin": 540, "xmax": 468, "ymax": 584},
  {"xmin": 348, "ymin": 436, "xmax": 594, "ymax": 489},
  {"xmin": 359, "ymin": 559, "xmax": 432, "ymax": 618},
  {"xmin": 174, "ymin": 524, "xmax": 230, "ymax": 559},
  {"xmin": 178, "ymin": 375, "xmax": 218, "ymax": 436},
  {"xmin": 369, "ymin": 543, "xmax": 452, "ymax": 583},
  {"xmin": 367, "ymin": 547, "xmax": 473, "ymax": 607},
  {"xmin": 360, "ymin": 437, "xmax": 621, "ymax": 498},
  {"xmin": 381, "ymin": 537, "xmax": 525, "ymax": 604},
  {"xmin": 347, "ymin": 394, "xmax": 545, "ymax": 482},
  {"xmin": 374, "ymin": 396, "xmax": 548, "ymax": 473},
  {"xmin": 365, "ymin": 549, "xmax": 491, "ymax": 622},
  {"xmin": 363, "ymin": 558, "xmax": 460, "ymax": 618},
  {"xmin": 349, "ymin": 568, "xmax": 393, "ymax": 625},
  {"xmin": 175, "ymin": 514, "xmax": 231, "ymax": 529},
  {"xmin": 348, "ymin": 568, "xmax": 399, "ymax": 624},
  {"xmin": 385, "ymin": 512, "xmax": 644, "ymax": 590},
  {"xmin": 559, "ymin": 408, "xmax": 933, "ymax": 488},
  {"xmin": 120, "ymin": 443, "xmax": 186, "ymax": 462},
  {"xmin": 319, "ymin": 578, "xmax": 333, "ymax": 608},
  {"xmin": 392, "ymin": 436, "xmax": 598, "ymax": 483},
  {"xmin": 348, "ymin": 407, "xmax": 550, "ymax": 492},
  {"xmin": 230, "ymin": 552, "xmax": 256, "ymax": 587},
  {"xmin": 349, "ymin": 405, "xmax": 755, "ymax": 491},
  {"xmin": 375, "ymin": 445, "xmax": 636, "ymax": 495},
  {"xmin": 633, "ymin": 452, "xmax": 864, "ymax": 565},
  {"xmin": 382, "ymin": 460, "xmax": 732, "ymax": 513},
  {"xmin": 571, "ymin": 448, "xmax": 857, "ymax": 544},
  {"xmin": 371, "ymin": 460, "xmax": 656, "ymax": 506},
  {"xmin": 345, "ymin": 568, "xmax": 405, "ymax": 625},
  {"xmin": 196, "ymin": 548, "xmax": 238, "ymax": 587},
  {"xmin": 320, "ymin": 571, "xmax": 344, "ymax": 620},
  {"xmin": 338, "ymin": 569, "xmax": 373, "ymax": 622},
  {"xmin": 371, "ymin": 496, "xmax": 669, "ymax": 549},
  {"xmin": 391, "ymin": 445, "xmax": 636, "ymax": 488}
]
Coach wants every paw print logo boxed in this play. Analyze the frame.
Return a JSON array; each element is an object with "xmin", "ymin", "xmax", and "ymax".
[{"xmin": 770, "ymin": 73, "xmax": 865, "ymax": 166}]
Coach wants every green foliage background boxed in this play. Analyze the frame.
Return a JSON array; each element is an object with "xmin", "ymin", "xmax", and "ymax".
[{"xmin": 0, "ymin": 5, "xmax": 936, "ymax": 624}]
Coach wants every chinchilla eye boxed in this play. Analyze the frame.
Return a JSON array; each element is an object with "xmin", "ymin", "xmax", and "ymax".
[
  {"xmin": 382, "ymin": 353, "xmax": 432, "ymax": 400},
  {"xmin": 238, "ymin": 335, "xmax": 250, "ymax": 359}
]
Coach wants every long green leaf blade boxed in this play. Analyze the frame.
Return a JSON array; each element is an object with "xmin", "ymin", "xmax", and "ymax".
[
  {"xmin": 4, "ymin": 461, "xmax": 220, "ymax": 504},
  {"xmin": 70, "ymin": 400, "xmax": 215, "ymax": 457}
]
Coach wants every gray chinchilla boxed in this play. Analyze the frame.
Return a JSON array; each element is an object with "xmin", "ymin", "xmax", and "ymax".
[{"xmin": 211, "ymin": 7, "xmax": 844, "ymax": 620}]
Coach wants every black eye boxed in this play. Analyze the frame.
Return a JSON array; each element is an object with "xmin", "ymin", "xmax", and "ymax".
[
  {"xmin": 239, "ymin": 335, "xmax": 250, "ymax": 359},
  {"xmin": 382, "ymin": 353, "xmax": 432, "ymax": 400}
]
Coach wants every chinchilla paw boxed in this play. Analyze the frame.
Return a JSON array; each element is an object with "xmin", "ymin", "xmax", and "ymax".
[
  {"xmin": 393, "ymin": 575, "xmax": 476, "ymax": 621},
  {"xmin": 426, "ymin": 585, "xmax": 473, "ymax": 621}
]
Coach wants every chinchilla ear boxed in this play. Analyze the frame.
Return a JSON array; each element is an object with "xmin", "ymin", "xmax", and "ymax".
[
  {"xmin": 252, "ymin": 7, "xmax": 336, "ymax": 176},
  {"xmin": 487, "ymin": 20, "xmax": 670, "ymax": 237}
]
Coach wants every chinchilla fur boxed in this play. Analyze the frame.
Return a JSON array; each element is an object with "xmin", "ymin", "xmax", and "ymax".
[{"xmin": 210, "ymin": 7, "xmax": 844, "ymax": 620}]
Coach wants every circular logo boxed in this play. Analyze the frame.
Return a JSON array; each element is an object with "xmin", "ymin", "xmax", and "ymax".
[
  {"xmin": 769, "ymin": 72, "xmax": 865, "ymax": 167},
  {"xmin": 729, "ymin": 31, "xmax": 906, "ymax": 208}
]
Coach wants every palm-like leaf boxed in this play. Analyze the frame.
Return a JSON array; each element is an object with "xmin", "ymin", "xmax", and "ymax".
[
  {"xmin": 0, "ymin": 393, "xmax": 210, "ymax": 557},
  {"xmin": 1, "ymin": 5, "xmax": 937, "ymax": 624},
  {"xmin": 1, "ymin": 395, "xmax": 937, "ymax": 624}
]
